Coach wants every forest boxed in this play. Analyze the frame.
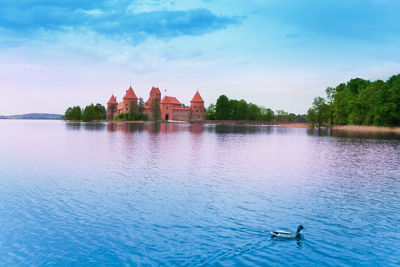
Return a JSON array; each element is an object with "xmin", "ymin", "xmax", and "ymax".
[
  {"xmin": 307, "ymin": 74, "xmax": 400, "ymax": 127},
  {"xmin": 205, "ymin": 95, "xmax": 306, "ymax": 122},
  {"xmin": 64, "ymin": 103, "xmax": 106, "ymax": 121}
]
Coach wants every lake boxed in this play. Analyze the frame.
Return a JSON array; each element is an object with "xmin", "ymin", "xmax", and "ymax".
[{"xmin": 0, "ymin": 120, "xmax": 399, "ymax": 266}]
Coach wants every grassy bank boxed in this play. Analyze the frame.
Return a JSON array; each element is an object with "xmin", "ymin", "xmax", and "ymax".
[
  {"xmin": 204, "ymin": 120, "xmax": 274, "ymax": 125},
  {"xmin": 333, "ymin": 125, "xmax": 400, "ymax": 134},
  {"xmin": 276, "ymin": 122, "xmax": 310, "ymax": 128}
]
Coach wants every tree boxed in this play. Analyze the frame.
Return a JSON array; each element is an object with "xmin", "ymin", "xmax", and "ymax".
[
  {"xmin": 275, "ymin": 110, "xmax": 288, "ymax": 122},
  {"xmin": 94, "ymin": 103, "xmax": 106, "ymax": 120},
  {"xmin": 205, "ymin": 104, "xmax": 216, "ymax": 120},
  {"xmin": 130, "ymin": 100, "xmax": 138, "ymax": 116},
  {"xmin": 82, "ymin": 104, "xmax": 98, "ymax": 122},
  {"xmin": 228, "ymin": 99, "xmax": 239, "ymax": 120},
  {"xmin": 215, "ymin": 95, "xmax": 231, "ymax": 120},
  {"xmin": 325, "ymin": 87, "xmax": 335, "ymax": 126},
  {"xmin": 107, "ymin": 103, "xmax": 117, "ymax": 120},
  {"xmin": 331, "ymin": 83, "xmax": 350, "ymax": 125},
  {"xmin": 64, "ymin": 106, "xmax": 81, "ymax": 120},
  {"xmin": 308, "ymin": 97, "xmax": 329, "ymax": 127},
  {"xmin": 307, "ymin": 108, "xmax": 316, "ymax": 125},
  {"xmin": 260, "ymin": 107, "xmax": 274, "ymax": 121},
  {"xmin": 287, "ymin": 113, "xmax": 296, "ymax": 122},
  {"xmin": 151, "ymin": 98, "xmax": 160, "ymax": 121},
  {"xmin": 138, "ymin": 97, "xmax": 145, "ymax": 114},
  {"xmin": 247, "ymin": 103, "xmax": 261, "ymax": 120},
  {"xmin": 236, "ymin": 99, "xmax": 249, "ymax": 120}
]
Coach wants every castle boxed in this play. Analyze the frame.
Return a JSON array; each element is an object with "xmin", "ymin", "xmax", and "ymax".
[{"xmin": 106, "ymin": 86, "xmax": 205, "ymax": 122}]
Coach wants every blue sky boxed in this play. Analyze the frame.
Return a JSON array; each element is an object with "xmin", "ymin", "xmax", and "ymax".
[{"xmin": 1, "ymin": 0, "xmax": 400, "ymax": 114}]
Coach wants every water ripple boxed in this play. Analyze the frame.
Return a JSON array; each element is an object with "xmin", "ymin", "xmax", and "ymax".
[{"xmin": 0, "ymin": 121, "xmax": 399, "ymax": 266}]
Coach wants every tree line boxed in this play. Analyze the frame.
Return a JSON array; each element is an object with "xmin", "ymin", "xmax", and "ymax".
[
  {"xmin": 65, "ymin": 97, "xmax": 161, "ymax": 122},
  {"xmin": 307, "ymin": 74, "xmax": 400, "ymax": 127},
  {"xmin": 64, "ymin": 103, "xmax": 106, "ymax": 121},
  {"xmin": 205, "ymin": 95, "xmax": 306, "ymax": 122}
]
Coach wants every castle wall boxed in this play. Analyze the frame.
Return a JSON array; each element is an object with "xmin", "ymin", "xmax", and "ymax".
[
  {"xmin": 160, "ymin": 103, "xmax": 181, "ymax": 120},
  {"xmin": 190, "ymin": 112, "xmax": 205, "ymax": 121},
  {"xmin": 172, "ymin": 109, "xmax": 191, "ymax": 122}
]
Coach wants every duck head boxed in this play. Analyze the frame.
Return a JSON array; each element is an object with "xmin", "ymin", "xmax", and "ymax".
[{"xmin": 296, "ymin": 225, "xmax": 304, "ymax": 233}]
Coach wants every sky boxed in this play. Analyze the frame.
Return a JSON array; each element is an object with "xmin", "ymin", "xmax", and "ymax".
[{"xmin": 1, "ymin": 0, "xmax": 400, "ymax": 115}]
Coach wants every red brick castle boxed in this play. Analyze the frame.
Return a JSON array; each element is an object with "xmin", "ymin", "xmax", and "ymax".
[{"xmin": 106, "ymin": 86, "xmax": 205, "ymax": 122}]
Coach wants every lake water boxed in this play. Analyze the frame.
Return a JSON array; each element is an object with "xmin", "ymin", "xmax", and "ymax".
[{"xmin": 0, "ymin": 120, "xmax": 399, "ymax": 266}]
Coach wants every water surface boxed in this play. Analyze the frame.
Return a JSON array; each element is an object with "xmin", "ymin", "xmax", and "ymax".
[{"xmin": 0, "ymin": 120, "xmax": 399, "ymax": 266}]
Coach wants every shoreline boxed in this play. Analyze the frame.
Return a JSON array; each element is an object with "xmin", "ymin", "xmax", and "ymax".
[
  {"xmin": 333, "ymin": 125, "xmax": 400, "ymax": 134},
  {"xmin": 64, "ymin": 120, "xmax": 400, "ymax": 134},
  {"xmin": 204, "ymin": 120, "xmax": 274, "ymax": 126}
]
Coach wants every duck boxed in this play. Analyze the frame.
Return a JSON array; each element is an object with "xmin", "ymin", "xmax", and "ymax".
[{"xmin": 271, "ymin": 225, "xmax": 304, "ymax": 239}]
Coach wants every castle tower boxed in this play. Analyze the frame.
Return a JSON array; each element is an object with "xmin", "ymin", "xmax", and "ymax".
[
  {"xmin": 190, "ymin": 91, "xmax": 205, "ymax": 121},
  {"xmin": 145, "ymin": 87, "xmax": 161, "ymax": 108},
  {"xmin": 106, "ymin": 95, "xmax": 118, "ymax": 120},
  {"xmin": 122, "ymin": 86, "xmax": 138, "ymax": 113}
]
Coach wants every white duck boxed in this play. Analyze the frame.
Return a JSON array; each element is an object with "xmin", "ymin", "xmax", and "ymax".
[{"xmin": 271, "ymin": 225, "xmax": 304, "ymax": 239}]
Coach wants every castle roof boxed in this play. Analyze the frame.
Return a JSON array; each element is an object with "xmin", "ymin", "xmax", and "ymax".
[
  {"xmin": 107, "ymin": 95, "xmax": 117, "ymax": 104},
  {"xmin": 160, "ymin": 96, "xmax": 182, "ymax": 105},
  {"xmin": 145, "ymin": 87, "xmax": 162, "ymax": 105},
  {"xmin": 123, "ymin": 86, "xmax": 138, "ymax": 99},
  {"xmin": 191, "ymin": 91, "xmax": 204, "ymax": 103},
  {"xmin": 150, "ymin": 87, "xmax": 161, "ymax": 95}
]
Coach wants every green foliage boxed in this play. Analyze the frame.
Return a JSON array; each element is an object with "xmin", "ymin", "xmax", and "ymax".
[
  {"xmin": 94, "ymin": 103, "xmax": 106, "ymax": 120},
  {"xmin": 260, "ymin": 107, "xmax": 274, "ymax": 121},
  {"xmin": 138, "ymin": 97, "xmax": 145, "ymax": 114},
  {"xmin": 151, "ymin": 98, "xmax": 160, "ymax": 121},
  {"xmin": 129, "ymin": 100, "xmax": 138, "ymax": 115},
  {"xmin": 115, "ymin": 112, "xmax": 149, "ymax": 121},
  {"xmin": 215, "ymin": 95, "xmax": 231, "ymax": 120},
  {"xmin": 81, "ymin": 104, "xmax": 98, "ymax": 122},
  {"xmin": 115, "ymin": 113, "xmax": 130, "ymax": 121},
  {"xmin": 65, "ymin": 104, "xmax": 105, "ymax": 121},
  {"xmin": 107, "ymin": 103, "xmax": 117, "ymax": 120},
  {"xmin": 247, "ymin": 103, "xmax": 261, "ymax": 120},
  {"xmin": 205, "ymin": 104, "xmax": 216, "ymax": 120},
  {"xmin": 112, "ymin": 99, "xmax": 148, "ymax": 122},
  {"xmin": 275, "ymin": 110, "xmax": 288, "ymax": 122},
  {"xmin": 307, "ymin": 97, "xmax": 329, "ymax": 127},
  {"xmin": 210, "ymin": 95, "xmax": 304, "ymax": 122},
  {"xmin": 310, "ymin": 74, "xmax": 400, "ymax": 127},
  {"xmin": 64, "ymin": 106, "xmax": 81, "ymax": 120}
]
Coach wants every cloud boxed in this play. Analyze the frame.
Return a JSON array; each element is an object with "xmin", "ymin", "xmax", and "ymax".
[{"xmin": 0, "ymin": 1, "xmax": 242, "ymax": 45}]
